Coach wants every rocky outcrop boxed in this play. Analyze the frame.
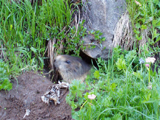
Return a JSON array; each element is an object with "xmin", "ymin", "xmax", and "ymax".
[{"xmin": 81, "ymin": 0, "xmax": 126, "ymax": 59}]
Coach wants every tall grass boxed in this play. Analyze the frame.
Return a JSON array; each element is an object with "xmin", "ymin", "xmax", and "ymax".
[
  {"xmin": 0, "ymin": 0, "xmax": 72, "ymax": 90},
  {"xmin": 126, "ymin": 0, "xmax": 160, "ymax": 56},
  {"xmin": 66, "ymin": 0, "xmax": 160, "ymax": 119},
  {"xmin": 66, "ymin": 47, "xmax": 160, "ymax": 120}
]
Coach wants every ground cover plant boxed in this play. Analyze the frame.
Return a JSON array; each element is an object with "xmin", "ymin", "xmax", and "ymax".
[
  {"xmin": 0, "ymin": 0, "xmax": 106, "ymax": 88},
  {"xmin": 66, "ymin": 47, "xmax": 160, "ymax": 120},
  {"xmin": 0, "ymin": 59, "xmax": 12, "ymax": 91},
  {"xmin": 127, "ymin": 0, "xmax": 160, "ymax": 56},
  {"xmin": 0, "ymin": 0, "xmax": 160, "ymax": 119},
  {"xmin": 66, "ymin": 0, "xmax": 160, "ymax": 119},
  {"xmin": 0, "ymin": 0, "xmax": 85, "ymax": 89}
]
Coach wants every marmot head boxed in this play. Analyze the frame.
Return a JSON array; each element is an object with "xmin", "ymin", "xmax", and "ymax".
[{"xmin": 54, "ymin": 55, "xmax": 91, "ymax": 83}]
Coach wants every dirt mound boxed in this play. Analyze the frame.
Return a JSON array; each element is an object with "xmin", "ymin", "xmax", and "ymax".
[{"xmin": 0, "ymin": 72, "xmax": 72, "ymax": 120}]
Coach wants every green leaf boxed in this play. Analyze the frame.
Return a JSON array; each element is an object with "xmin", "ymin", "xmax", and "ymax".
[
  {"xmin": 141, "ymin": 25, "xmax": 147, "ymax": 30},
  {"xmin": 111, "ymin": 83, "xmax": 117, "ymax": 91},
  {"xmin": 99, "ymin": 32, "xmax": 103, "ymax": 36},
  {"xmin": 91, "ymin": 45, "xmax": 96, "ymax": 49},
  {"xmin": 101, "ymin": 37, "xmax": 106, "ymax": 41},
  {"xmin": 116, "ymin": 58, "xmax": 126, "ymax": 71},
  {"xmin": 136, "ymin": 34, "xmax": 142, "ymax": 41},
  {"xmin": 95, "ymin": 34, "xmax": 100, "ymax": 40},
  {"xmin": 111, "ymin": 113, "xmax": 122, "ymax": 120},
  {"xmin": 133, "ymin": 71, "xmax": 143, "ymax": 79},
  {"xmin": 38, "ymin": 57, "xmax": 44, "ymax": 68},
  {"xmin": 136, "ymin": 23, "xmax": 141, "ymax": 29},
  {"xmin": 94, "ymin": 70, "xmax": 100, "ymax": 79},
  {"xmin": 128, "ymin": 117, "xmax": 135, "ymax": 120},
  {"xmin": 153, "ymin": 29, "xmax": 159, "ymax": 39},
  {"xmin": 125, "ymin": 50, "xmax": 136, "ymax": 63},
  {"xmin": 133, "ymin": 29, "xmax": 140, "ymax": 34},
  {"xmin": 0, "ymin": 79, "xmax": 12, "ymax": 91},
  {"xmin": 154, "ymin": 36, "xmax": 160, "ymax": 43},
  {"xmin": 152, "ymin": 20, "xmax": 157, "ymax": 26},
  {"xmin": 30, "ymin": 47, "xmax": 37, "ymax": 53}
]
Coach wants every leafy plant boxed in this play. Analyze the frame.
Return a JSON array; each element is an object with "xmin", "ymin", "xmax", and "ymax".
[
  {"xmin": 66, "ymin": 46, "xmax": 160, "ymax": 120},
  {"xmin": 0, "ymin": 0, "xmax": 74, "ymax": 79},
  {"xmin": 126, "ymin": 0, "xmax": 160, "ymax": 55},
  {"xmin": 0, "ymin": 59, "xmax": 12, "ymax": 91},
  {"xmin": 63, "ymin": 20, "xmax": 87, "ymax": 55},
  {"xmin": 66, "ymin": 80, "xmax": 87, "ymax": 110},
  {"xmin": 88, "ymin": 30, "xmax": 106, "ymax": 43}
]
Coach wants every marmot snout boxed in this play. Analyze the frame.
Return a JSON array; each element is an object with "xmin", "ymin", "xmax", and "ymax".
[{"xmin": 54, "ymin": 55, "xmax": 91, "ymax": 83}]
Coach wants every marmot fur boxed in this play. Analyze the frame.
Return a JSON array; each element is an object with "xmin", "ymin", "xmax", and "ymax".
[{"xmin": 54, "ymin": 55, "xmax": 91, "ymax": 83}]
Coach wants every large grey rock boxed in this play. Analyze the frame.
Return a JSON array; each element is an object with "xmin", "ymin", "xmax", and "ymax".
[{"xmin": 81, "ymin": 0, "xmax": 126, "ymax": 59}]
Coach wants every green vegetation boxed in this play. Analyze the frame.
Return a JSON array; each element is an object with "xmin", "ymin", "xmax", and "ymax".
[
  {"xmin": 127, "ymin": 0, "xmax": 160, "ymax": 55},
  {"xmin": 0, "ymin": 0, "xmax": 160, "ymax": 119},
  {"xmin": 0, "ymin": 59, "xmax": 12, "ymax": 91},
  {"xmin": 0, "ymin": 0, "xmax": 85, "ymax": 90},
  {"xmin": 66, "ymin": 0, "xmax": 160, "ymax": 119},
  {"xmin": 66, "ymin": 47, "xmax": 160, "ymax": 120}
]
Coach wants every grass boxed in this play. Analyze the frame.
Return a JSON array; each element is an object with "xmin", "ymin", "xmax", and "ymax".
[
  {"xmin": 0, "ymin": 0, "xmax": 73, "ymax": 90},
  {"xmin": 0, "ymin": 0, "xmax": 160, "ymax": 119},
  {"xmin": 126, "ymin": 0, "xmax": 160, "ymax": 54},
  {"xmin": 0, "ymin": 0, "xmax": 87, "ymax": 90},
  {"xmin": 66, "ymin": 47, "xmax": 160, "ymax": 120},
  {"xmin": 66, "ymin": 0, "xmax": 160, "ymax": 119}
]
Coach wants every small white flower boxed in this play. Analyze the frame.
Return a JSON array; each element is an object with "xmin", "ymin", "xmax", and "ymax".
[
  {"xmin": 88, "ymin": 94, "xmax": 96, "ymax": 100},
  {"xmin": 145, "ymin": 57, "xmax": 156, "ymax": 63}
]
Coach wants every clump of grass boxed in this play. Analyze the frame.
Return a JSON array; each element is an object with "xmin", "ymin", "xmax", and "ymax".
[
  {"xmin": 126, "ymin": 0, "xmax": 160, "ymax": 57},
  {"xmin": 66, "ymin": 46, "xmax": 160, "ymax": 120},
  {"xmin": 0, "ymin": 0, "xmax": 74, "ymax": 89},
  {"xmin": 66, "ymin": 1, "xmax": 160, "ymax": 119},
  {"xmin": 1, "ymin": 0, "xmax": 93, "ymax": 90},
  {"xmin": 0, "ymin": 59, "xmax": 12, "ymax": 91}
]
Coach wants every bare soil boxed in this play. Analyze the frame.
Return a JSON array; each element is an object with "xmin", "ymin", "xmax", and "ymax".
[{"xmin": 0, "ymin": 71, "xmax": 73, "ymax": 120}]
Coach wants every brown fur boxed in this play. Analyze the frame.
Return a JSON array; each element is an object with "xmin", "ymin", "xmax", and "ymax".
[{"xmin": 54, "ymin": 55, "xmax": 91, "ymax": 83}]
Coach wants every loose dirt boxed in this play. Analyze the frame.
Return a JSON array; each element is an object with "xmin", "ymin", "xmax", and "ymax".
[{"xmin": 0, "ymin": 72, "xmax": 73, "ymax": 120}]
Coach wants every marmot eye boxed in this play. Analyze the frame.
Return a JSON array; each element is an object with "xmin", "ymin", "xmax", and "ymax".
[{"xmin": 65, "ymin": 60, "xmax": 70, "ymax": 64}]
